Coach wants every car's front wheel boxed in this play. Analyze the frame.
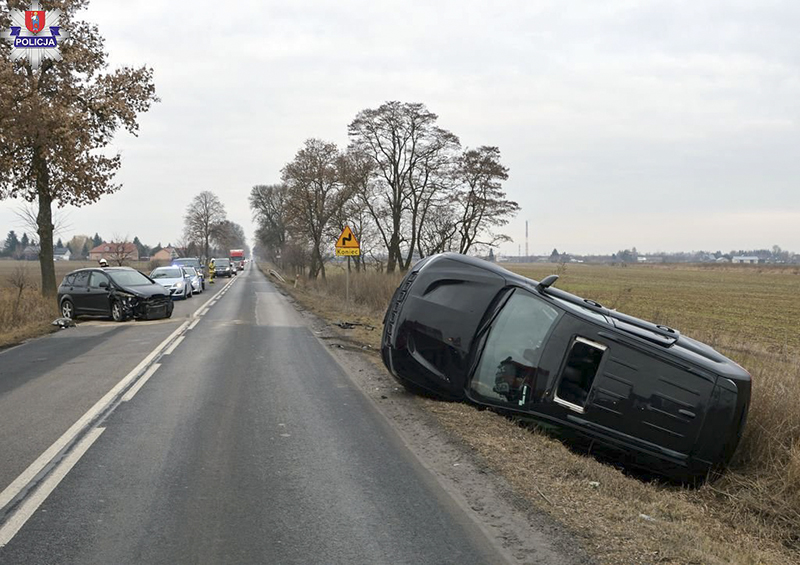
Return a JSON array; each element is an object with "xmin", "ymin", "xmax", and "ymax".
[
  {"xmin": 111, "ymin": 300, "xmax": 125, "ymax": 322},
  {"xmin": 61, "ymin": 299, "xmax": 74, "ymax": 320}
]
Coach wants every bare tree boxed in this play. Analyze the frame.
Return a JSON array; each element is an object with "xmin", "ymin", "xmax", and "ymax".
[
  {"xmin": 282, "ymin": 139, "xmax": 353, "ymax": 279},
  {"xmin": 348, "ymin": 101, "xmax": 460, "ymax": 272},
  {"xmin": 108, "ymin": 235, "xmax": 136, "ymax": 266},
  {"xmin": 250, "ymin": 184, "xmax": 288, "ymax": 263},
  {"xmin": 184, "ymin": 191, "xmax": 226, "ymax": 261},
  {"xmin": 453, "ymin": 147, "xmax": 518, "ymax": 254},
  {"xmin": 0, "ymin": 1, "xmax": 158, "ymax": 299},
  {"xmin": 13, "ymin": 202, "xmax": 72, "ymax": 245},
  {"xmin": 7, "ymin": 263, "xmax": 33, "ymax": 322}
]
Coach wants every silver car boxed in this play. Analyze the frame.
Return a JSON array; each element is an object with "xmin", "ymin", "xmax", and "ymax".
[
  {"xmin": 182, "ymin": 266, "xmax": 204, "ymax": 294},
  {"xmin": 149, "ymin": 266, "xmax": 194, "ymax": 299}
]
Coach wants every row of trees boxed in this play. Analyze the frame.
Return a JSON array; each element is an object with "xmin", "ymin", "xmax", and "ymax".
[
  {"xmin": 182, "ymin": 191, "xmax": 249, "ymax": 260},
  {"xmin": 251, "ymin": 101, "xmax": 519, "ymax": 277}
]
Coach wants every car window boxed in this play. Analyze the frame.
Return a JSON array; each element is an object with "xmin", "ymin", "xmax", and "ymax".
[
  {"xmin": 107, "ymin": 270, "xmax": 153, "ymax": 286},
  {"xmin": 72, "ymin": 271, "xmax": 90, "ymax": 287},
  {"xmin": 151, "ymin": 268, "xmax": 182, "ymax": 279},
  {"xmin": 183, "ymin": 267, "xmax": 196, "ymax": 276},
  {"xmin": 89, "ymin": 272, "xmax": 110, "ymax": 289},
  {"xmin": 470, "ymin": 290, "xmax": 563, "ymax": 406},
  {"xmin": 63, "ymin": 273, "xmax": 76, "ymax": 286}
]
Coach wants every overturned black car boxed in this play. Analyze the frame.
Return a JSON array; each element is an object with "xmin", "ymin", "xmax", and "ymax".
[{"xmin": 382, "ymin": 254, "xmax": 751, "ymax": 481}]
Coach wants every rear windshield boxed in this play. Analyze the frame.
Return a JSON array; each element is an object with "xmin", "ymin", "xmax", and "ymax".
[
  {"xmin": 151, "ymin": 268, "xmax": 182, "ymax": 279},
  {"xmin": 108, "ymin": 270, "xmax": 153, "ymax": 287}
]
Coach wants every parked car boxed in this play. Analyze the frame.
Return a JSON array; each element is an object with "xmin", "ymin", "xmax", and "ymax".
[
  {"xmin": 213, "ymin": 258, "xmax": 235, "ymax": 278},
  {"xmin": 381, "ymin": 253, "xmax": 751, "ymax": 482},
  {"xmin": 181, "ymin": 266, "xmax": 204, "ymax": 293},
  {"xmin": 150, "ymin": 266, "xmax": 194, "ymax": 299},
  {"xmin": 58, "ymin": 267, "xmax": 174, "ymax": 322},
  {"xmin": 173, "ymin": 257, "xmax": 206, "ymax": 281}
]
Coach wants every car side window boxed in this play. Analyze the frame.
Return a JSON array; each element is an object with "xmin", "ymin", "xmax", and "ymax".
[
  {"xmin": 72, "ymin": 271, "xmax": 90, "ymax": 287},
  {"xmin": 63, "ymin": 274, "xmax": 76, "ymax": 286},
  {"xmin": 89, "ymin": 272, "xmax": 110, "ymax": 289}
]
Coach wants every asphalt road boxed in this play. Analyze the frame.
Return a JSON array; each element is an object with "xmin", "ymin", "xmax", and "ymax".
[{"xmin": 0, "ymin": 265, "xmax": 504, "ymax": 564}]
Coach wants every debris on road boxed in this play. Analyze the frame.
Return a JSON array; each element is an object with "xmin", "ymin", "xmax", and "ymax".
[
  {"xmin": 335, "ymin": 320, "xmax": 375, "ymax": 331},
  {"xmin": 52, "ymin": 317, "xmax": 77, "ymax": 329}
]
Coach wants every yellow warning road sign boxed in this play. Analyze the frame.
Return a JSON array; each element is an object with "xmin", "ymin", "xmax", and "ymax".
[{"xmin": 335, "ymin": 226, "xmax": 360, "ymax": 249}]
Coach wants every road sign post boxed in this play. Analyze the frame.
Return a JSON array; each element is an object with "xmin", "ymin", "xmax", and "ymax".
[{"xmin": 335, "ymin": 226, "xmax": 360, "ymax": 303}]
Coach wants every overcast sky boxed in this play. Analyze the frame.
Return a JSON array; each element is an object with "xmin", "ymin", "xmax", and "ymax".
[{"xmin": 1, "ymin": 0, "xmax": 798, "ymax": 256}]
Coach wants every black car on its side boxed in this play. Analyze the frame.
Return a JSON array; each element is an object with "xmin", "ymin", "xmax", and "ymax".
[
  {"xmin": 58, "ymin": 267, "xmax": 174, "ymax": 322},
  {"xmin": 382, "ymin": 253, "xmax": 751, "ymax": 482}
]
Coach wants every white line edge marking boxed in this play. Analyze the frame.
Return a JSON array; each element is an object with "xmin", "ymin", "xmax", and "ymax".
[
  {"xmin": 198, "ymin": 308, "xmax": 209, "ymax": 317},
  {"xmin": 162, "ymin": 336, "xmax": 185, "ymax": 356},
  {"xmin": 0, "ymin": 320, "xmax": 189, "ymax": 512},
  {"xmin": 187, "ymin": 319, "xmax": 200, "ymax": 331},
  {"xmin": 0, "ymin": 427, "xmax": 106, "ymax": 548},
  {"xmin": 121, "ymin": 364, "xmax": 161, "ymax": 402}
]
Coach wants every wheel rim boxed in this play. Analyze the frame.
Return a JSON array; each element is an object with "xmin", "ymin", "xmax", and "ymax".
[
  {"xmin": 112, "ymin": 302, "xmax": 122, "ymax": 320},
  {"xmin": 62, "ymin": 302, "xmax": 73, "ymax": 318}
]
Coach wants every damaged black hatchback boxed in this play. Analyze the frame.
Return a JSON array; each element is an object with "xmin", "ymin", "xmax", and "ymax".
[
  {"xmin": 382, "ymin": 253, "xmax": 751, "ymax": 481},
  {"xmin": 58, "ymin": 267, "xmax": 174, "ymax": 322}
]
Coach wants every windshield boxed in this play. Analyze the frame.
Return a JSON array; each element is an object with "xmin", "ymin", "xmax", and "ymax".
[
  {"xmin": 151, "ymin": 268, "xmax": 182, "ymax": 279},
  {"xmin": 215, "ymin": 259, "xmax": 230, "ymax": 266},
  {"xmin": 108, "ymin": 270, "xmax": 154, "ymax": 287},
  {"xmin": 174, "ymin": 259, "xmax": 199, "ymax": 267},
  {"xmin": 183, "ymin": 267, "xmax": 197, "ymax": 276},
  {"xmin": 470, "ymin": 290, "xmax": 563, "ymax": 405}
]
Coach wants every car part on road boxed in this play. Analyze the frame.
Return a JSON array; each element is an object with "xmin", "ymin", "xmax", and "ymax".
[{"xmin": 381, "ymin": 253, "xmax": 751, "ymax": 482}]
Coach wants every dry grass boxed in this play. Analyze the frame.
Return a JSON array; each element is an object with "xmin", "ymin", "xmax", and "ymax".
[{"xmin": 263, "ymin": 260, "xmax": 800, "ymax": 564}]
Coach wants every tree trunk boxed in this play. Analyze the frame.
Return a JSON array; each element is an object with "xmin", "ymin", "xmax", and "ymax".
[{"xmin": 34, "ymin": 153, "xmax": 57, "ymax": 300}]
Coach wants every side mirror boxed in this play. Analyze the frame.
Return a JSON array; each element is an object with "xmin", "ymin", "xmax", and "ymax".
[{"xmin": 99, "ymin": 281, "xmax": 109, "ymax": 288}]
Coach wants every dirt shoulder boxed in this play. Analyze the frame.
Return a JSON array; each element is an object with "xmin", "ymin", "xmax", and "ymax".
[{"xmin": 260, "ymin": 264, "xmax": 798, "ymax": 565}]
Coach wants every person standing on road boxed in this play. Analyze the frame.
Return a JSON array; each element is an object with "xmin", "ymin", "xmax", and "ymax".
[{"xmin": 208, "ymin": 258, "xmax": 215, "ymax": 284}]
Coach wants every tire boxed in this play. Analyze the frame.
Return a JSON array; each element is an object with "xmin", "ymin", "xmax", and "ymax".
[
  {"xmin": 111, "ymin": 300, "xmax": 124, "ymax": 322},
  {"xmin": 61, "ymin": 299, "xmax": 75, "ymax": 320}
]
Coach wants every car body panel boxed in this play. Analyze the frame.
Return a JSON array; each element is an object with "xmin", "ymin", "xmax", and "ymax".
[{"xmin": 382, "ymin": 253, "xmax": 751, "ymax": 481}]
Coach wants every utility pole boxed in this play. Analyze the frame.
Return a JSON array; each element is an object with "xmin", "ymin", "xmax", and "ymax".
[{"xmin": 525, "ymin": 221, "xmax": 529, "ymax": 262}]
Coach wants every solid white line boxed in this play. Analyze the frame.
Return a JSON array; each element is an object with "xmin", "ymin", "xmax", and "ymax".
[
  {"xmin": 162, "ymin": 336, "xmax": 185, "ymax": 356},
  {"xmin": 121, "ymin": 364, "xmax": 161, "ymax": 402},
  {"xmin": 187, "ymin": 319, "xmax": 200, "ymax": 331},
  {"xmin": 0, "ymin": 427, "xmax": 106, "ymax": 548},
  {"xmin": 197, "ymin": 308, "xmax": 209, "ymax": 317},
  {"xmin": 0, "ymin": 320, "xmax": 189, "ymax": 513}
]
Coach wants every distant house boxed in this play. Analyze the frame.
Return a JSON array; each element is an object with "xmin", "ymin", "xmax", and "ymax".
[
  {"xmin": 151, "ymin": 247, "xmax": 181, "ymax": 263},
  {"xmin": 22, "ymin": 245, "xmax": 40, "ymax": 261},
  {"xmin": 732, "ymin": 256, "xmax": 759, "ymax": 264},
  {"xmin": 716, "ymin": 256, "xmax": 731, "ymax": 263},
  {"xmin": 89, "ymin": 242, "xmax": 139, "ymax": 262},
  {"xmin": 53, "ymin": 247, "xmax": 71, "ymax": 261}
]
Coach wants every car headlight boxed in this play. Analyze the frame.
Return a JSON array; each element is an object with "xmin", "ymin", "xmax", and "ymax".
[{"xmin": 175, "ymin": 282, "xmax": 184, "ymax": 289}]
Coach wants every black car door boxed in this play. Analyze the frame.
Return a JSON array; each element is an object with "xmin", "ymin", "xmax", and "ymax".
[
  {"xmin": 69, "ymin": 271, "xmax": 92, "ymax": 314},
  {"xmin": 87, "ymin": 271, "xmax": 112, "ymax": 314}
]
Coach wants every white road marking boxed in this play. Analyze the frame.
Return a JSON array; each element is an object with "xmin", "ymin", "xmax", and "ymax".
[
  {"xmin": 121, "ymin": 364, "xmax": 161, "ymax": 402},
  {"xmin": 197, "ymin": 308, "xmax": 209, "ymax": 317},
  {"xmin": 0, "ymin": 321, "xmax": 189, "ymax": 514},
  {"xmin": 187, "ymin": 319, "xmax": 200, "ymax": 331},
  {"xmin": 0, "ymin": 427, "xmax": 106, "ymax": 548},
  {"xmin": 162, "ymin": 336, "xmax": 185, "ymax": 356}
]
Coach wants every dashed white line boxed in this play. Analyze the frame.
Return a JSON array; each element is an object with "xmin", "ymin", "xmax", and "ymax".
[
  {"xmin": 187, "ymin": 319, "xmax": 200, "ymax": 330},
  {"xmin": 121, "ymin": 364, "xmax": 161, "ymax": 402},
  {"xmin": 0, "ymin": 427, "xmax": 106, "ymax": 548}
]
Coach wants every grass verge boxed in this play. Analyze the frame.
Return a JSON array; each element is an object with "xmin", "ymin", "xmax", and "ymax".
[{"xmin": 262, "ymin": 261, "xmax": 800, "ymax": 564}]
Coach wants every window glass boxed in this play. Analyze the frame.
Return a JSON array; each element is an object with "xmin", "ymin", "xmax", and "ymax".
[
  {"xmin": 63, "ymin": 273, "xmax": 76, "ymax": 286},
  {"xmin": 89, "ymin": 272, "xmax": 110, "ymax": 289},
  {"xmin": 470, "ymin": 290, "xmax": 562, "ymax": 406},
  {"xmin": 72, "ymin": 271, "xmax": 90, "ymax": 287},
  {"xmin": 108, "ymin": 270, "xmax": 153, "ymax": 286},
  {"xmin": 151, "ymin": 268, "xmax": 182, "ymax": 279}
]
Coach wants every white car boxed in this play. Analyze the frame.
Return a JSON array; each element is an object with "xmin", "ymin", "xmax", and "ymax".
[
  {"xmin": 181, "ymin": 266, "xmax": 204, "ymax": 294},
  {"xmin": 149, "ymin": 266, "xmax": 193, "ymax": 300}
]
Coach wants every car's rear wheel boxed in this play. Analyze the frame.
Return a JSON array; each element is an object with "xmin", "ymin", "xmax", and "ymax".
[
  {"xmin": 61, "ymin": 299, "xmax": 74, "ymax": 320},
  {"xmin": 111, "ymin": 300, "xmax": 124, "ymax": 322}
]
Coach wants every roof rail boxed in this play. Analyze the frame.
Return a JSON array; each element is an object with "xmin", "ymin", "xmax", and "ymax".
[{"xmin": 541, "ymin": 286, "xmax": 680, "ymax": 340}]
